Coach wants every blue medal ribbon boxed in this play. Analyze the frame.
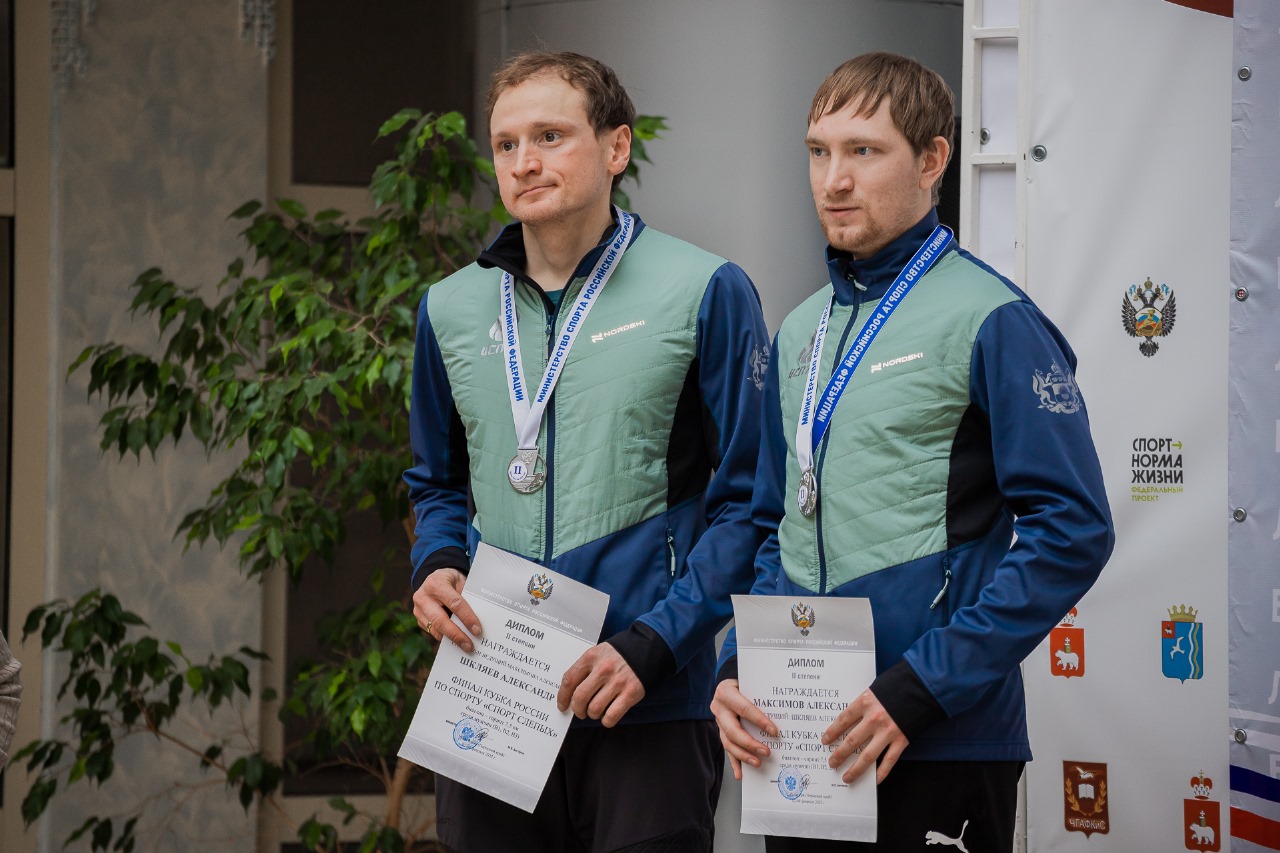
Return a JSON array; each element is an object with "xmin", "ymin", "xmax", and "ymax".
[{"xmin": 809, "ymin": 224, "xmax": 952, "ymax": 449}]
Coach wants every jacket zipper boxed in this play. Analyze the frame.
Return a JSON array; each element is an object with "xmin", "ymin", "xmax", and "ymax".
[
  {"xmin": 539, "ymin": 276, "xmax": 577, "ymax": 566},
  {"xmin": 666, "ymin": 524, "xmax": 677, "ymax": 580},
  {"xmin": 930, "ymin": 559, "xmax": 952, "ymax": 610},
  {"xmin": 815, "ymin": 284, "xmax": 863, "ymax": 594},
  {"xmin": 541, "ymin": 294, "xmax": 557, "ymax": 566}
]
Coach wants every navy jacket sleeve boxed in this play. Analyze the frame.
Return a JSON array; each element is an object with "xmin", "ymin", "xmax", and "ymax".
[
  {"xmin": 874, "ymin": 298, "xmax": 1115, "ymax": 729},
  {"xmin": 715, "ymin": 335, "xmax": 787, "ymax": 684},
  {"xmin": 609, "ymin": 263, "xmax": 770, "ymax": 683},
  {"xmin": 403, "ymin": 288, "xmax": 472, "ymax": 590}
]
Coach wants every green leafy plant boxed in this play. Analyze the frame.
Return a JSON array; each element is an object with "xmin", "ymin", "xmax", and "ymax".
[
  {"xmin": 15, "ymin": 590, "xmax": 279, "ymax": 852},
  {"xmin": 22, "ymin": 108, "xmax": 665, "ymax": 851}
]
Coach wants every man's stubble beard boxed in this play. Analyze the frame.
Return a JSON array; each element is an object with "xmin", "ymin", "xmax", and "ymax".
[{"xmin": 820, "ymin": 214, "xmax": 888, "ymax": 260}]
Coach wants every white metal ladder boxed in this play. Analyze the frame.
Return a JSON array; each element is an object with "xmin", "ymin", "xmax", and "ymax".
[{"xmin": 960, "ymin": 0, "xmax": 1030, "ymax": 288}]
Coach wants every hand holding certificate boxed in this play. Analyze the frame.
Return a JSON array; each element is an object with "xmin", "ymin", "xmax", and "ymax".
[
  {"xmin": 399, "ymin": 544, "xmax": 608, "ymax": 812},
  {"xmin": 730, "ymin": 595, "xmax": 878, "ymax": 843}
]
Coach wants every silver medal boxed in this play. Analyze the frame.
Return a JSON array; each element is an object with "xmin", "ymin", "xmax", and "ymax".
[
  {"xmin": 508, "ymin": 448, "xmax": 547, "ymax": 493},
  {"xmin": 797, "ymin": 468, "xmax": 817, "ymax": 516}
]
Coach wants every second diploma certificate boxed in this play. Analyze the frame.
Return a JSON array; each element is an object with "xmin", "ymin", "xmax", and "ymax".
[
  {"xmin": 399, "ymin": 543, "xmax": 608, "ymax": 812},
  {"xmin": 732, "ymin": 594, "xmax": 878, "ymax": 842}
]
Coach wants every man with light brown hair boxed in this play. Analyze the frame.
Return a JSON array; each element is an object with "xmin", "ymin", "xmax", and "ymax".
[
  {"xmin": 711, "ymin": 52, "xmax": 1112, "ymax": 850},
  {"xmin": 406, "ymin": 50, "xmax": 768, "ymax": 852}
]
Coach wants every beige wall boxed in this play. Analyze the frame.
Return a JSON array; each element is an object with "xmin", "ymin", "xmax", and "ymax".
[
  {"xmin": 3, "ymin": 1, "xmax": 52, "ymax": 850},
  {"xmin": 7, "ymin": 1, "xmax": 269, "ymax": 849}
]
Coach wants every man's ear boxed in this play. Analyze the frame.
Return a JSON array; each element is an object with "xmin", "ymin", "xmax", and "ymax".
[
  {"xmin": 919, "ymin": 134, "xmax": 951, "ymax": 191},
  {"xmin": 605, "ymin": 124, "xmax": 633, "ymax": 178}
]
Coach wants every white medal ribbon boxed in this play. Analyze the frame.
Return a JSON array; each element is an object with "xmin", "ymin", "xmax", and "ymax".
[
  {"xmin": 794, "ymin": 299, "xmax": 833, "ymax": 493},
  {"xmin": 500, "ymin": 208, "xmax": 636, "ymax": 465}
]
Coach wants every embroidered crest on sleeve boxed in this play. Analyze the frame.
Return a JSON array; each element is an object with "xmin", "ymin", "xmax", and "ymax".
[
  {"xmin": 749, "ymin": 344, "xmax": 770, "ymax": 390},
  {"xmin": 1033, "ymin": 363, "xmax": 1081, "ymax": 414}
]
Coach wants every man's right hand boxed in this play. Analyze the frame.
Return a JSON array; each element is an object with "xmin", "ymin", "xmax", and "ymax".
[
  {"xmin": 710, "ymin": 678, "xmax": 779, "ymax": 781},
  {"xmin": 413, "ymin": 568, "xmax": 482, "ymax": 654}
]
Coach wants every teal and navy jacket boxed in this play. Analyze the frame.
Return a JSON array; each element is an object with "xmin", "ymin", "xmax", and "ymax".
[
  {"xmin": 720, "ymin": 212, "xmax": 1114, "ymax": 761},
  {"xmin": 406, "ymin": 213, "xmax": 769, "ymax": 725}
]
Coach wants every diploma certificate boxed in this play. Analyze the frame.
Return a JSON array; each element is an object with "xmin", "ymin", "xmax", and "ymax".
[
  {"xmin": 732, "ymin": 595, "xmax": 877, "ymax": 842},
  {"xmin": 399, "ymin": 543, "xmax": 608, "ymax": 812}
]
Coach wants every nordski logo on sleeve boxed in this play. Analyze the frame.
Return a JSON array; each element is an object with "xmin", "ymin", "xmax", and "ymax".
[
  {"xmin": 869, "ymin": 352, "xmax": 924, "ymax": 373},
  {"xmin": 589, "ymin": 319, "xmax": 645, "ymax": 343},
  {"xmin": 1122, "ymin": 277, "xmax": 1176, "ymax": 357}
]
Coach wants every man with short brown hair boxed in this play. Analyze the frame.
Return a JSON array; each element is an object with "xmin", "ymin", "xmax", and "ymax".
[
  {"xmin": 406, "ymin": 51, "xmax": 768, "ymax": 852},
  {"xmin": 711, "ymin": 52, "xmax": 1113, "ymax": 851},
  {"xmin": 484, "ymin": 51, "xmax": 636, "ymax": 192}
]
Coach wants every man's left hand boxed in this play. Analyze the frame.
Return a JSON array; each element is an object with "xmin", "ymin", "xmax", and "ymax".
[
  {"xmin": 556, "ymin": 643, "xmax": 645, "ymax": 728},
  {"xmin": 822, "ymin": 688, "xmax": 909, "ymax": 785}
]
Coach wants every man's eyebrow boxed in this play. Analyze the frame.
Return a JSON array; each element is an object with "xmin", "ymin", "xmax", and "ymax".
[
  {"xmin": 806, "ymin": 135, "xmax": 883, "ymax": 148},
  {"xmin": 492, "ymin": 120, "xmax": 568, "ymax": 137}
]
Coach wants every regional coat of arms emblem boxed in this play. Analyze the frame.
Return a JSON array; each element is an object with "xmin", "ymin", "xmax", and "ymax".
[
  {"xmin": 1163, "ymin": 605, "xmax": 1204, "ymax": 682},
  {"xmin": 1183, "ymin": 771, "xmax": 1221, "ymax": 850},
  {"xmin": 1063, "ymin": 761, "xmax": 1109, "ymax": 837},
  {"xmin": 791, "ymin": 602, "xmax": 816, "ymax": 636},
  {"xmin": 1122, "ymin": 277, "xmax": 1177, "ymax": 357},
  {"xmin": 749, "ymin": 344, "xmax": 770, "ymax": 390},
  {"xmin": 1032, "ymin": 363, "xmax": 1081, "ymax": 415},
  {"xmin": 1049, "ymin": 608, "xmax": 1085, "ymax": 678},
  {"xmin": 527, "ymin": 573, "xmax": 554, "ymax": 606}
]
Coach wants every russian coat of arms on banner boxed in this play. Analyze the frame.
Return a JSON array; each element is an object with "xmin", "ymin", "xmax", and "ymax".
[{"xmin": 1121, "ymin": 277, "xmax": 1177, "ymax": 357}]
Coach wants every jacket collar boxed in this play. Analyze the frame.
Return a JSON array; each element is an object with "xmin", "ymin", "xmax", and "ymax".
[
  {"xmin": 476, "ymin": 209, "xmax": 646, "ymax": 289},
  {"xmin": 826, "ymin": 209, "xmax": 943, "ymax": 306}
]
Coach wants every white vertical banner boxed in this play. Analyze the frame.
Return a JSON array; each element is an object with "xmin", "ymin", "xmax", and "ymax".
[
  {"xmin": 1020, "ymin": 1, "xmax": 1232, "ymax": 850},
  {"xmin": 1228, "ymin": 1, "xmax": 1280, "ymax": 849}
]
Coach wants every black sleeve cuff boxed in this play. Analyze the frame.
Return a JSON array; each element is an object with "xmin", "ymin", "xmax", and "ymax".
[
  {"xmin": 868, "ymin": 658, "xmax": 948, "ymax": 742},
  {"xmin": 415, "ymin": 546, "xmax": 471, "ymax": 585},
  {"xmin": 717, "ymin": 655, "xmax": 739, "ymax": 685},
  {"xmin": 605, "ymin": 622, "xmax": 677, "ymax": 693}
]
